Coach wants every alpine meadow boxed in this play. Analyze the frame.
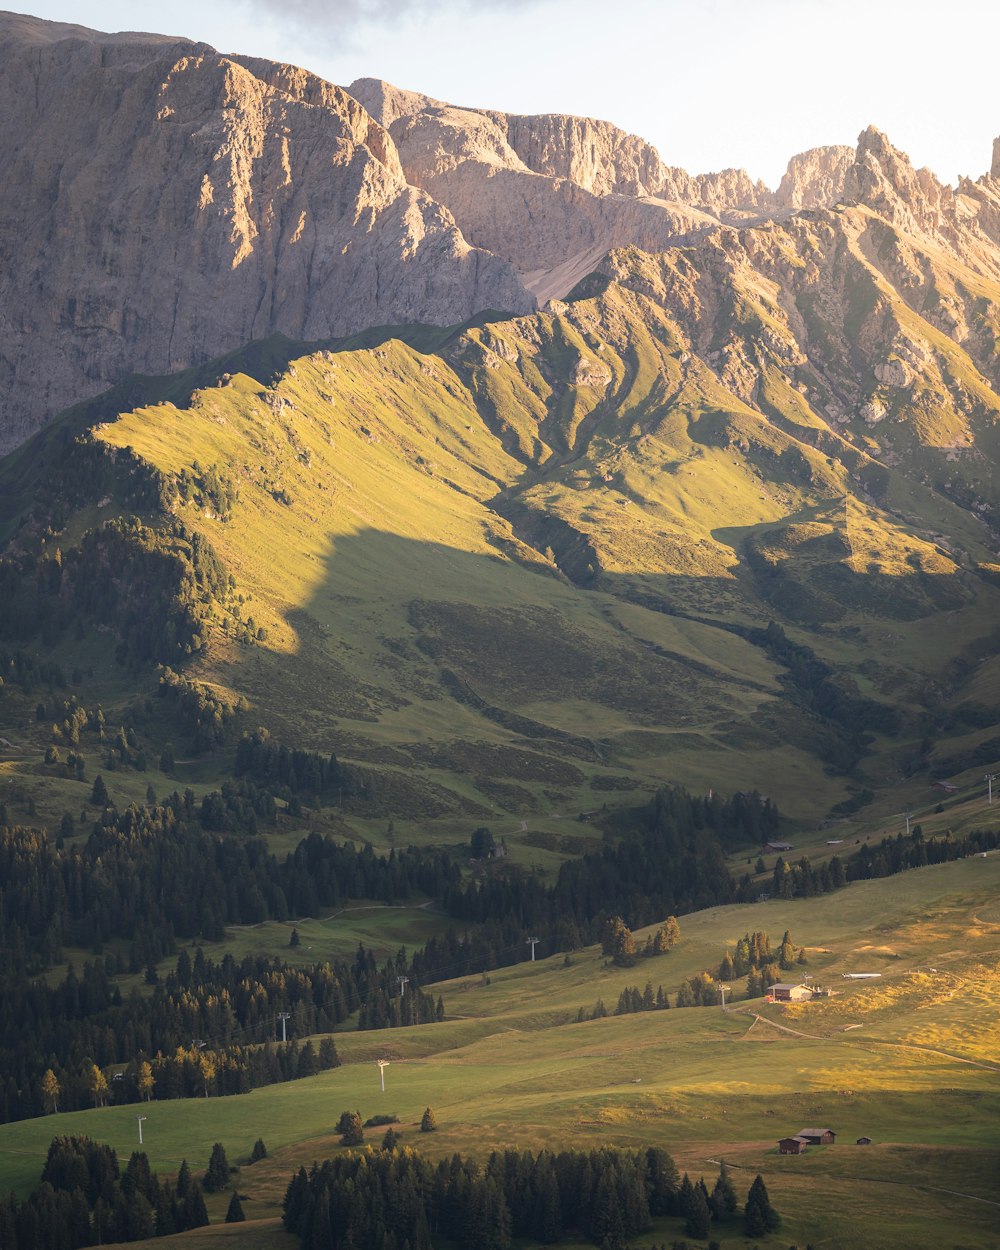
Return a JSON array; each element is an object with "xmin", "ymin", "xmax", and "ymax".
[{"xmin": 0, "ymin": 9, "xmax": 998, "ymax": 1250}]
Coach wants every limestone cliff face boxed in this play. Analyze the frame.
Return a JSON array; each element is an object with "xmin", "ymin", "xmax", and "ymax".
[
  {"xmin": 5, "ymin": 19, "xmax": 1000, "ymax": 455},
  {"xmin": 0, "ymin": 18, "xmax": 532, "ymax": 449},
  {"xmin": 346, "ymin": 81, "xmax": 776, "ymax": 303},
  {"xmin": 776, "ymin": 146, "xmax": 854, "ymax": 208}
]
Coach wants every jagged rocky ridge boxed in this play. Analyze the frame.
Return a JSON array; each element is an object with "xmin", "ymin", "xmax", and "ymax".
[{"xmin": 5, "ymin": 11, "xmax": 1000, "ymax": 452}]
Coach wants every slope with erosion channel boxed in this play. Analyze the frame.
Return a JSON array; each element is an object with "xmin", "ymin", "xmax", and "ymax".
[{"xmin": 4, "ymin": 240, "xmax": 1000, "ymax": 826}]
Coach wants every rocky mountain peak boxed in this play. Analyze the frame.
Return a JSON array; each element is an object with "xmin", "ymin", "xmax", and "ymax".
[
  {"xmin": 775, "ymin": 145, "xmax": 854, "ymax": 209},
  {"xmin": 842, "ymin": 124, "xmax": 955, "ymax": 240}
]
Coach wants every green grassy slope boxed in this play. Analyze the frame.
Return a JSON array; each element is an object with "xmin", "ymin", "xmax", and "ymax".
[
  {"xmin": 2, "ymin": 854, "xmax": 998, "ymax": 1249},
  {"xmin": 5, "ymin": 199, "xmax": 1000, "ymax": 843}
]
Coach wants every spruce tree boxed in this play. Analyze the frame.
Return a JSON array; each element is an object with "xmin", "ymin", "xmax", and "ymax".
[
  {"xmin": 686, "ymin": 1183, "xmax": 711, "ymax": 1239},
  {"xmin": 420, "ymin": 1106, "xmax": 437, "ymax": 1132},
  {"xmin": 744, "ymin": 1172, "xmax": 780, "ymax": 1236},
  {"xmin": 182, "ymin": 1182, "xmax": 208, "ymax": 1230},
  {"xmin": 778, "ymin": 929, "xmax": 795, "ymax": 969},
  {"xmin": 339, "ymin": 1111, "xmax": 364, "ymax": 1146},
  {"xmin": 225, "ymin": 1191, "xmax": 245, "ymax": 1223},
  {"xmin": 709, "ymin": 1162, "xmax": 738, "ymax": 1220},
  {"xmin": 203, "ymin": 1142, "xmax": 230, "ymax": 1192}
]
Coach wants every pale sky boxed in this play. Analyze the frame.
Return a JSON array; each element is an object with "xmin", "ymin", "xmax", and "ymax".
[{"xmin": 16, "ymin": 0, "xmax": 1000, "ymax": 187}]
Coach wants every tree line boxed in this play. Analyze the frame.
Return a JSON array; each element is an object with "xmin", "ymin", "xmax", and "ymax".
[
  {"xmin": 283, "ymin": 1144, "xmax": 682, "ymax": 1250},
  {"xmin": 0, "ymin": 1134, "xmax": 209, "ymax": 1250},
  {"xmin": 282, "ymin": 1143, "xmax": 779, "ymax": 1250},
  {"xmin": 0, "ymin": 923, "xmax": 451, "ymax": 1123}
]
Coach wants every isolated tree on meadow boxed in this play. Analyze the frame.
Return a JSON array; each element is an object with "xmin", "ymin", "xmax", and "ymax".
[
  {"xmin": 420, "ymin": 1106, "xmax": 437, "ymax": 1133},
  {"xmin": 203, "ymin": 1142, "xmax": 231, "ymax": 1192},
  {"xmin": 225, "ymin": 1191, "xmax": 245, "ymax": 1223},
  {"xmin": 337, "ymin": 1111, "xmax": 364, "ymax": 1146},
  {"xmin": 249, "ymin": 1138, "xmax": 268, "ymax": 1163},
  {"xmin": 602, "ymin": 915, "xmax": 637, "ymax": 966},
  {"xmin": 659, "ymin": 915, "xmax": 681, "ymax": 949},
  {"xmin": 90, "ymin": 774, "xmax": 108, "ymax": 807}
]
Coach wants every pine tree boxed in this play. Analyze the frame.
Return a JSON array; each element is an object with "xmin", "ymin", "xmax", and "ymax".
[
  {"xmin": 203, "ymin": 1142, "xmax": 231, "ymax": 1192},
  {"xmin": 778, "ymin": 929, "xmax": 795, "ymax": 969},
  {"xmin": 644, "ymin": 1146, "xmax": 679, "ymax": 1215},
  {"xmin": 181, "ymin": 1182, "xmax": 208, "ymax": 1230},
  {"xmin": 744, "ymin": 1172, "xmax": 780, "ymax": 1236},
  {"xmin": 709, "ymin": 1162, "xmax": 738, "ymax": 1221},
  {"xmin": 420, "ymin": 1106, "xmax": 437, "ymax": 1133},
  {"xmin": 90, "ymin": 774, "xmax": 109, "ymax": 807},
  {"xmin": 225, "ymin": 1191, "xmax": 245, "ymax": 1223},
  {"xmin": 339, "ymin": 1111, "xmax": 364, "ymax": 1146},
  {"xmin": 685, "ymin": 1182, "xmax": 711, "ymax": 1239},
  {"xmin": 249, "ymin": 1138, "xmax": 268, "ymax": 1163}
]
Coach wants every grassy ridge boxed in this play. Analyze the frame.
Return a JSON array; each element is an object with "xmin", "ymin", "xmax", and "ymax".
[{"xmin": 4, "ymin": 243, "xmax": 1000, "ymax": 844}]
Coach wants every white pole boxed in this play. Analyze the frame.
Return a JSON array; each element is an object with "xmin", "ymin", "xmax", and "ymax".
[
  {"xmin": 397, "ymin": 976, "xmax": 408, "ymax": 999},
  {"xmin": 378, "ymin": 1059, "xmax": 389, "ymax": 1092},
  {"xmin": 136, "ymin": 1115, "xmax": 146, "ymax": 1145},
  {"xmin": 986, "ymin": 774, "xmax": 996, "ymax": 805},
  {"xmin": 719, "ymin": 984, "xmax": 730, "ymax": 1012},
  {"xmin": 528, "ymin": 937, "xmax": 539, "ymax": 961},
  {"xmin": 278, "ymin": 1012, "xmax": 291, "ymax": 1043}
]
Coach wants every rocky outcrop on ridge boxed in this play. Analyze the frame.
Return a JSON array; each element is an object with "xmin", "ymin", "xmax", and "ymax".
[{"xmin": 775, "ymin": 145, "xmax": 854, "ymax": 208}]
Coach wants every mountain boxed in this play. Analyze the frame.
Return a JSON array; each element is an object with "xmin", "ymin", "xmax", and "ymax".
[
  {"xmin": 4, "ymin": 211, "xmax": 1000, "ymax": 825},
  {"xmin": 8, "ymin": 13, "xmax": 996, "ymax": 455},
  {"xmin": 2, "ymin": 12, "xmax": 1000, "ymax": 833}
]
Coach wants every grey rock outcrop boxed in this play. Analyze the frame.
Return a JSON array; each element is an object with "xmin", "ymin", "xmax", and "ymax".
[
  {"xmin": 0, "ymin": 16, "xmax": 532, "ymax": 449},
  {"xmin": 776, "ymin": 146, "xmax": 854, "ymax": 208}
]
